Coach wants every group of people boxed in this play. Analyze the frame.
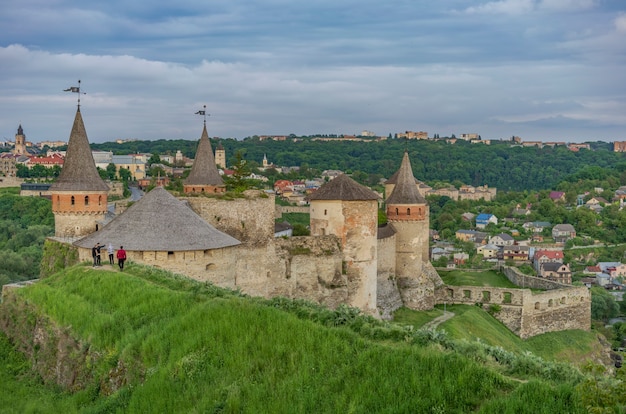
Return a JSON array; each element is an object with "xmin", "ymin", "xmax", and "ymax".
[{"xmin": 92, "ymin": 243, "xmax": 127, "ymax": 270}]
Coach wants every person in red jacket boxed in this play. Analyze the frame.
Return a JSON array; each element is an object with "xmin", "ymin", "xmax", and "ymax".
[{"xmin": 116, "ymin": 246, "xmax": 127, "ymax": 270}]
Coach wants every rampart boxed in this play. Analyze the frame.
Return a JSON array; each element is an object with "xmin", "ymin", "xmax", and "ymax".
[
  {"xmin": 183, "ymin": 190, "xmax": 275, "ymax": 245},
  {"xmin": 434, "ymin": 266, "xmax": 590, "ymax": 339},
  {"xmin": 275, "ymin": 205, "xmax": 310, "ymax": 218}
]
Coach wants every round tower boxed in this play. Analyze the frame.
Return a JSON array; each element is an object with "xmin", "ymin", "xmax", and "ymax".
[
  {"xmin": 386, "ymin": 151, "xmax": 434, "ymax": 310},
  {"xmin": 184, "ymin": 124, "xmax": 225, "ymax": 194},
  {"xmin": 308, "ymin": 174, "xmax": 380, "ymax": 314},
  {"xmin": 49, "ymin": 108, "xmax": 109, "ymax": 238}
]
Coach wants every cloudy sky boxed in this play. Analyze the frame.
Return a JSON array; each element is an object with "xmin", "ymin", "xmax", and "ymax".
[{"xmin": 1, "ymin": 0, "xmax": 625, "ymax": 143}]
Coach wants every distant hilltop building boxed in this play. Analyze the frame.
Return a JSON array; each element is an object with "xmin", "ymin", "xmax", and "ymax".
[
  {"xmin": 568, "ymin": 143, "xmax": 590, "ymax": 152},
  {"xmin": 614, "ymin": 141, "xmax": 626, "ymax": 152},
  {"xmin": 459, "ymin": 133, "xmax": 479, "ymax": 140},
  {"xmin": 397, "ymin": 131, "xmax": 428, "ymax": 140},
  {"xmin": 36, "ymin": 140, "xmax": 67, "ymax": 149}
]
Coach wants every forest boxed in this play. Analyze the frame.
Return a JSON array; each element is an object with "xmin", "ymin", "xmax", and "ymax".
[
  {"xmin": 0, "ymin": 188, "xmax": 53, "ymax": 287},
  {"xmin": 89, "ymin": 137, "xmax": 623, "ymax": 192}
]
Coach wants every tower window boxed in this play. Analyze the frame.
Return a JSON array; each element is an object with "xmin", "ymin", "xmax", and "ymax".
[
  {"xmin": 395, "ymin": 208, "xmax": 399, "ymax": 215},
  {"xmin": 84, "ymin": 196, "xmax": 89, "ymax": 206},
  {"xmin": 407, "ymin": 208, "xmax": 411, "ymax": 216},
  {"xmin": 71, "ymin": 196, "xmax": 75, "ymax": 205},
  {"xmin": 98, "ymin": 196, "xmax": 102, "ymax": 206},
  {"xmin": 324, "ymin": 209, "xmax": 327, "ymax": 215}
]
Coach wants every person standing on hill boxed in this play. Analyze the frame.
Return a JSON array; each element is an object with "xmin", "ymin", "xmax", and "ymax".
[
  {"xmin": 116, "ymin": 246, "xmax": 127, "ymax": 270},
  {"xmin": 96, "ymin": 243, "xmax": 102, "ymax": 266},
  {"xmin": 92, "ymin": 243, "xmax": 99, "ymax": 267},
  {"xmin": 107, "ymin": 243, "xmax": 115, "ymax": 265}
]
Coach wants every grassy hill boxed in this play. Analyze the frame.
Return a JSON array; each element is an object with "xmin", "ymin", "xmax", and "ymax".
[{"xmin": 0, "ymin": 263, "xmax": 600, "ymax": 413}]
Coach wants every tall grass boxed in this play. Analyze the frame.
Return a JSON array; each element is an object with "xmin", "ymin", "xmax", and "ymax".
[{"xmin": 1, "ymin": 263, "xmax": 588, "ymax": 413}]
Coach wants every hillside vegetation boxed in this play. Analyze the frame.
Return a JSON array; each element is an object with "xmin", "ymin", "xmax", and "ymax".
[{"xmin": 0, "ymin": 263, "xmax": 595, "ymax": 413}]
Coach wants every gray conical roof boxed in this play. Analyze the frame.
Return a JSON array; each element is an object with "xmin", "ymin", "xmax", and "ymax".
[
  {"xmin": 74, "ymin": 186, "xmax": 240, "ymax": 251},
  {"xmin": 308, "ymin": 174, "xmax": 379, "ymax": 201},
  {"xmin": 49, "ymin": 108, "xmax": 109, "ymax": 192},
  {"xmin": 184, "ymin": 124, "xmax": 224, "ymax": 186},
  {"xmin": 386, "ymin": 151, "xmax": 426, "ymax": 204}
]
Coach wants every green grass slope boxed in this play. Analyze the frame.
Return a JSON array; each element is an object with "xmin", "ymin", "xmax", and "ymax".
[
  {"xmin": 394, "ymin": 304, "xmax": 602, "ymax": 367},
  {"xmin": 0, "ymin": 263, "xmax": 588, "ymax": 413}
]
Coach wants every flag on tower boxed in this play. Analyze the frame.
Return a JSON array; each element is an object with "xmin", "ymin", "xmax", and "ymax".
[
  {"xmin": 64, "ymin": 86, "xmax": 80, "ymax": 93},
  {"xmin": 195, "ymin": 110, "xmax": 206, "ymax": 115}
]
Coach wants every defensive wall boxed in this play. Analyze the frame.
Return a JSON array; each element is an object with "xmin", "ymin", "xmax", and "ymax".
[
  {"xmin": 434, "ymin": 266, "xmax": 590, "ymax": 339},
  {"xmin": 275, "ymin": 205, "xmax": 310, "ymax": 218},
  {"xmin": 183, "ymin": 190, "xmax": 275, "ymax": 246}
]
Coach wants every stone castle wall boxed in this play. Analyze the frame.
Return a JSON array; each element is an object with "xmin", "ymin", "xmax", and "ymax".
[
  {"xmin": 183, "ymin": 190, "xmax": 275, "ymax": 246},
  {"xmin": 434, "ymin": 266, "xmax": 590, "ymax": 338},
  {"xmin": 376, "ymin": 234, "xmax": 403, "ymax": 319}
]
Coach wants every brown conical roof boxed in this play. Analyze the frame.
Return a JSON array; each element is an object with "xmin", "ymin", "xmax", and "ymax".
[
  {"xmin": 74, "ymin": 186, "xmax": 240, "ymax": 251},
  {"xmin": 386, "ymin": 151, "xmax": 426, "ymax": 204},
  {"xmin": 184, "ymin": 124, "xmax": 224, "ymax": 186},
  {"xmin": 49, "ymin": 108, "xmax": 109, "ymax": 192},
  {"xmin": 307, "ymin": 174, "xmax": 379, "ymax": 201}
]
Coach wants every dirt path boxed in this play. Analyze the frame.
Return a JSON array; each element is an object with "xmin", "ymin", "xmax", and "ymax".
[{"xmin": 423, "ymin": 311, "xmax": 455, "ymax": 330}]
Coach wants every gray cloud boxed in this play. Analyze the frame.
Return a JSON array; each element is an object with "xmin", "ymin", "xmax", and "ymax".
[{"xmin": 0, "ymin": 1, "xmax": 625, "ymax": 143}]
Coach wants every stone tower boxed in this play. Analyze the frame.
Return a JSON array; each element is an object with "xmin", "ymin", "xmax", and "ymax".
[
  {"xmin": 386, "ymin": 151, "xmax": 436, "ymax": 310},
  {"xmin": 49, "ymin": 108, "xmax": 110, "ymax": 238},
  {"xmin": 184, "ymin": 123, "xmax": 225, "ymax": 194},
  {"xmin": 13, "ymin": 125, "xmax": 27, "ymax": 155},
  {"xmin": 215, "ymin": 141, "xmax": 226, "ymax": 169},
  {"xmin": 308, "ymin": 174, "xmax": 380, "ymax": 314}
]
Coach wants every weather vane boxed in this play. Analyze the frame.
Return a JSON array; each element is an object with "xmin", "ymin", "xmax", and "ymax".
[
  {"xmin": 64, "ymin": 80, "xmax": 86, "ymax": 107},
  {"xmin": 195, "ymin": 105, "xmax": 209, "ymax": 124}
]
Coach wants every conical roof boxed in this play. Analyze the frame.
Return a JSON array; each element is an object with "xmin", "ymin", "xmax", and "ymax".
[
  {"xmin": 74, "ymin": 186, "xmax": 240, "ymax": 251},
  {"xmin": 386, "ymin": 151, "xmax": 426, "ymax": 204},
  {"xmin": 49, "ymin": 108, "xmax": 109, "ymax": 192},
  {"xmin": 184, "ymin": 124, "xmax": 224, "ymax": 186},
  {"xmin": 308, "ymin": 174, "xmax": 379, "ymax": 201}
]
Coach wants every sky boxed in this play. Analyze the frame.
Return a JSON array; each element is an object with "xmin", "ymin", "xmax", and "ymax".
[{"xmin": 0, "ymin": 0, "xmax": 625, "ymax": 143}]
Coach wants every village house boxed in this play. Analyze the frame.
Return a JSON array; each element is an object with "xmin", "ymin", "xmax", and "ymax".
[
  {"xmin": 502, "ymin": 245, "xmax": 530, "ymax": 262},
  {"xmin": 477, "ymin": 244, "xmax": 500, "ymax": 259},
  {"xmin": 552, "ymin": 224, "xmax": 576, "ymax": 243},
  {"xmin": 475, "ymin": 213, "xmax": 497, "ymax": 229},
  {"xmin": 489, "ymin": 233, "xmax": 514, "ymax": 247},
  {"xmin": 549, "ymin": 191, "xmax": 566, "ymax": 203},
  {"xmin": 540, "ymin": 262, "xmax": 572, "ymax": 284},
  {"xmin": 455, "ymin": 229, "xmax": 487, "ymax": 243},
  {"xmin": 533, "ymin": 249, "xmax": 564, "ymax": 273},
  {"xmin": 523, "ymin": 221, "xmax": 551, "ymax": 233}
]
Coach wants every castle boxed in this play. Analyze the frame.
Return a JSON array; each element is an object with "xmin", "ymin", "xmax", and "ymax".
[{"xmin": 48, "ymin": 106, "xmax": 591, "ymax": 336}]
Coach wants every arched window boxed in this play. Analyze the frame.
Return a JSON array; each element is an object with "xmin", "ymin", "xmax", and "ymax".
[
  {"xmin": 84, "ymin": 196, "xmax": 89, "ymax": 206},
  {"xmin": 71, "ymin": 196, "xmax": 75, "ymax": 206},
  {"xmin": 395, "ymin": 208, "xmax": 399, "ymax": 215},
  {"xmin": 98, "ymin": 195, "xmax": 102, "ymax": 206},
  {"xmin": 407, "ymin": 208, "xmax": 411, "ymax": 216}
]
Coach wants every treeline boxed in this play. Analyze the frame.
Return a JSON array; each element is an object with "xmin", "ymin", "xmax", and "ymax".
[
  {"xmin": 92, "ymin": 138, "xmax": 624, "ymax": 191},
  {"xmin": 0, "ymin": 189, "xmax": 54, "ymax": 286}
]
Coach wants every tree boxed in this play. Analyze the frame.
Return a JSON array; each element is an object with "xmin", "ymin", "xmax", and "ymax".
[
  {"xmin": 225, "ymin": 150, "xmax": 252, "ymax": 192},
  {"xmin": 118, "ymin": 167, "xmax": 132, "ymax": 182},
  {"xmin": 106, "ymin": 163, "xmax": 117, "ymax": 180},
  {"xmin": 148, "ymin": 153, "xmax": 161, "ymax": 166},
  {"xmin": 590, "ymin": 287, "xmax": 619, "ymax": 322}
]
